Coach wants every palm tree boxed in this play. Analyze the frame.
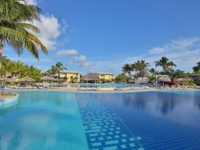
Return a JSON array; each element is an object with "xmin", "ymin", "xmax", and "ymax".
[
  {"xmin": 134, "ymin": 60, "xmax": 150, "ymax": 72},
  {"xmin": 46, "ymin": 69, "xmax": 54, "ymax": 77},
  {"xmin": 8, "ymin": 60, "xmax": 24, "ymax": 78},
  {"xmin": 193, "ymin": 62, "xmax": 200, "ymax": 73},
  {"xmin": 122, "ymin": 64, "xmax": 132, "ymax": 79},
  {"xmin": 155, "ymin": 56, "xmax": 176, "ymax": 71},
  {"xmin": 55, "ymin": 62, "xmax": 67, "ymax": 79},
  {"xmin": 0, "ymin": 56, "xmax": 11, "ymax": 77},
  {"xmin": 149, "ymin": 68, "xmax": 159, "ymax": 76},
  {"xmin": 0, "ymin": 0, "xmax": 47, "ymax": 69}
]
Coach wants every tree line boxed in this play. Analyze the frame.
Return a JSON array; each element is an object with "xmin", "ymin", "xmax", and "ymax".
[
  {"xmin": 118, "ymin": 56, "xmax": 200, "ymax": 83},
  {"xmin": 0, "ymin": 56, "xmax": 66, "ymax": 82}
]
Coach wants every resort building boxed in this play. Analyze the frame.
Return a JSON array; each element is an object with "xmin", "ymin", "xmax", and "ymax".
[
  {"xmin": 59, "ymin": 71, "xmax": 80, "ymax": 83},
  {"xmin": 94, "ymin": 72, "xmax": 115, "ymax": 81}
]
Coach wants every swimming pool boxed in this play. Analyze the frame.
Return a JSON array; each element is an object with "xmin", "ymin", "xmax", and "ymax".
[{"xmin": 0, "ymin": 90, "xmax": 200, "ymax": 150}]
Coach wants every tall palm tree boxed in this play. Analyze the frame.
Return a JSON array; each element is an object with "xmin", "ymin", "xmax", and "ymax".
[
  {"xmin": 55, "ymin": 61, "xmax": 67, "ymax": 78},
  {"xmin": 155, "ymin": 56, "xmax": 176, "ymax": 71},
  {"xmin": 0, "ymin": 0, "xmax": 47, "ymax": 69},
  {"xmin": 134, "ymin": 60, "xmax": 150, "ymax": 72}
]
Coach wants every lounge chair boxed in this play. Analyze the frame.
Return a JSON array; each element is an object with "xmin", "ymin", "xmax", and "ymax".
[{"xmin": 1, "ymin": 84, "xmax": 6, "ymax": 89}]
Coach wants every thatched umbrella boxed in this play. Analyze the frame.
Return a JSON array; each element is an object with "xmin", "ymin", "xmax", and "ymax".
[
  {"xmin": 6, "ymin": 78, "xmax": 16, "ymax": 83},
  {"xmin": 0, "ymin": 77, "xmax": 7, "ymax": 86},
  {"xmin": 40, "ymin": 76, "xmax": 55, "ymax": 81},
  {"xmin": 158, "ymin": 75, "xmax": 171, "ymax": 86},
  {"xmin": 0, "ymin": 77, "xmax": 7, "ymax": 82},
  {"xmin": 54, "ymin": 78, "xmax": 65, "ymax": 82},
  {"xmin": 19, "ymin": 77, "xmax": 35, "ymax": 82},
  {"xmin": 81, "ymin": 73, "xmax": 98, "ymax": 83}
]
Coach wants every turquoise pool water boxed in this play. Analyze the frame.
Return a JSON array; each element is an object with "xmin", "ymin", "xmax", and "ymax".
[{"xmin": 1, "ymin": 90, "xmax": 200, "ymax": 150}]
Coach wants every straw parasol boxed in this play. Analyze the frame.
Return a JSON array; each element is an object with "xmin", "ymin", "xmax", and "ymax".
[
  {"xmin": 158, "ymin": 75, "xmax": 171, "ymax": 82},
  {"xmin": 0, "ymin": 77, "xmax": 7, "ymax": 82},
  {"xmin": 54, "ymin": 78, "xmax": 65, "ymax": 82},
  {"xmin": 19, "ymin": 77, "xmax": 35, "ymax": 82},
  {"xmin": 40, "ymin": 76, "xmax": 55, "ymax": 81},
  {"xmin": 6, "ymin": 78, "xmax": 16, "ymax": 83},
  {"xmin": 158, "ymin": 75, "xmax": 171, "ymax": 86}
]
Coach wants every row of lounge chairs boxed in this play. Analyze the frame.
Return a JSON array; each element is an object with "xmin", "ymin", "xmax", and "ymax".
[
  {"xmin": 8, "ymin": 85, "xmax": 45, "ymax": 90},
  {"xmin": 114, "ymin": 86, "xmax": 150, "ymax": 91},
  {"xmin": 78, "ymin": 87, "xmax": 100, "ymax": 91},
  {"xmin": 160, "ymin": 86, "xmax": 187, "ymax": 90}
]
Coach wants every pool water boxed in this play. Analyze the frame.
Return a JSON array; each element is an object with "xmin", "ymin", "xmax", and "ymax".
[{"xmin": 1, "ymin": 90, "xmax": 200, "ymax": 150}]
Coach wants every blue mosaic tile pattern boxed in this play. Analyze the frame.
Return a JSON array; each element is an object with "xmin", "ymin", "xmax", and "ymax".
[{"xmin": 78, "ymin": 99, "xmax": 144, "ymax": 150}]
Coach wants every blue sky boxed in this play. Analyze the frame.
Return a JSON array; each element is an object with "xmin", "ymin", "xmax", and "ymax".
[{"xmin": 4, "ymin": 0, "xmax": 200, "ymax": 75}]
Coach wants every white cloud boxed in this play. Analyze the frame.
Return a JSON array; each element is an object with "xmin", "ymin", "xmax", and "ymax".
[
  {"xmin": 149, "ymin": 47, "xmax": 166, "ymax": 54},
  {"xmin": 61, "ymin": 20, "xmax": 68, "ymax": 33},
  {"xmin": 25, "ymin": 0, "xmax": 37, "ymax": 5},
  {"xmin": 28, "ymin": 14, "xmax": 62, "ymax": 50},
  {"xmin": 56, "ymin": 49, "xmax": 78, "ymax": 56},
  {"xmin": 74, "ymin": 55, "xmax": 87, "ymax": 62},
  {"xmin": 126, "ymin": 37, "xmax": 200, "ymax": 71},
  {"xmin": 25, "ymin": 6, "xmax": 68, "ymax": 50},
  {"xmin": 89, "ymin": 37, "xmax": 200, "ymax": 74},
  {"xmin": 80, "ymin": 61, "xmax": 94, "ymax": 67},
  {"xmin": 68, "ymin": 55, "xmax": 94, "ymax": 68}
]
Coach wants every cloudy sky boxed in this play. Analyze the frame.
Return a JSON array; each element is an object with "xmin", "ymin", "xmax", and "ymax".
[{"xmin": 3, "ymin": 0, "xmax": 200, "ymax": 75}]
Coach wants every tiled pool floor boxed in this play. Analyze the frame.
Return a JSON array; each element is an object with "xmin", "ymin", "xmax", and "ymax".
[{"xmin": 78, "ymin": 98, "xmax": 144, "ymax": 150}]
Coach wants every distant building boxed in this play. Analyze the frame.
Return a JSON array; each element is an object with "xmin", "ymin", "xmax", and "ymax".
[
  {"xmin": 94, "ymin": 72, "xmax": 115, "ymax": 81},
  {"xmin": 60, "ymin": 71, "xmax": 80, "ymax": 83}
]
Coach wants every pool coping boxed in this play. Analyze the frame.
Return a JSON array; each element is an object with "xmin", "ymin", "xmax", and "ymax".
[
  {"xmin": 5, "ymin": 87, "xmax": 200, "ymax": 94},
  {"xmin": 0, "ymin": 93, "xmax": 19, "ymax": 106}
]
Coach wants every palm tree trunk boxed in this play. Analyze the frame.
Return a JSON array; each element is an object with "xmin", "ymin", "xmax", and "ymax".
[{"xmin": 0, "ymin": 39, "xmax": 6, "ymax": 70}]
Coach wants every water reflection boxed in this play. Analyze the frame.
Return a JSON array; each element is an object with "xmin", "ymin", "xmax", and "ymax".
[
  {"xmin": 155, "ymin": 92, "xmax": 178, "ymax": 115},
  {"xmin": 7, "ymin": 131, "xmax": 22, "ymax": 150},
  {"xmin": 194, "ymin": 96, "xmax": 200, "ymax": 111},
  {"xmin": 122, "ymin": 93, "xmax": 148, "ymax": 110},
  {"xmin": 120, "ymin": 92, "xmax": 200, "ymax": 116}
]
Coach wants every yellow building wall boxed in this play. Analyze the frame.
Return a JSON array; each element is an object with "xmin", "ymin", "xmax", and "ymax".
[
  {"xmin": 105, "ymin": 75, "xmax": 110, "ymax": 80},
  {"xmin": 67, "ymin": 73, "xmax": 73, "ymax": 82},
  {"xmin": 66, "ymin": 73, "xmax": 80, "ymax": 83},
  {"xmin": 59, "ymin": 72, "xmax": 80, "ymax": 83}
]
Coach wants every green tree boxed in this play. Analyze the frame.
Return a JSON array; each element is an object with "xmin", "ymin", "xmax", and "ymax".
[
  {"xmin": 0, "ymin": 0, "xmax": 47, "ymax": 69},
  {"xmin": 193, "ymin": 62, "xmax": 200, "ymax": 73},
  {"xmin": 0, "ymin": 56, "xmax": 11, "ymax": 77},
  {"xmin": 155, "ymin": 56, "xmax": 176, "ymax": 71},
  {"xmin": 55, "ymin": 61, "xmax": 67, "ymax": 78},
  {"xmin": 134, "ymin": 60, "xmax": 150, "ymax": 72},
  {"xmin": 122, "ymin": 64, "xmax": 132, "ymax": 78},
  {"xmin": 149, "ymin": 68, "xmax": 159, "ymax": 76},
  {"xmin": 115, "ymin": 74, "xmax": 128, "ymax": 83}
]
